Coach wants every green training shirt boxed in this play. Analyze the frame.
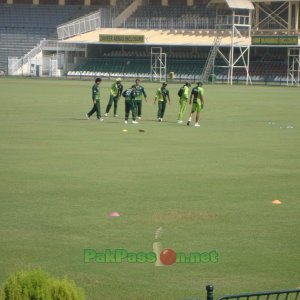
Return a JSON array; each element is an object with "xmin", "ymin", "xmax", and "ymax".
[
  {"xmin": 122, "ymin": 88, "xmax": 137, "ymax": 101},
  {"xmin": 92, "ymin": 83, "xmax": 100, "ymax": 101},
  {"xmin": 135, "ymin": 85, "xmax": 147, "ymax": 101},
  {"xmin": 180, "ymin": 85, "xmax": 189, "ymax": 100},
  {"xmin": 118, "ymin": 83, "xmax": 123, "ymax": 96},
  {"xmin": 191, "ymin": 86, "xmax": 204, "ymax": 103},
  {"xmin": 110, "ymin": 83, "xmax": 120, "ymax": 97},
  {"xmin": 156, "ymin": 87, "xmax": 169, "ymax": 102}
]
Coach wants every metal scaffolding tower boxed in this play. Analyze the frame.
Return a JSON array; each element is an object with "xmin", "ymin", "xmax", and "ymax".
[
  {"xmin": 287, "ymin": 48, "xmax": 300, "ymax": 86},
  {"xmin": 204, "ymin": 0, "xmax": 254, "ymax": 85},
  {"xmin": 151, "ymin": 47, "xmax": 166, "ymax": 82},
  {"xmin": 252, "ymin": 0, "xmax": 299, "ymax": 34}
]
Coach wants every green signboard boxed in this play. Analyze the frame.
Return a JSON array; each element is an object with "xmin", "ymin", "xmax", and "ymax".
[
  {"xmin": 99, "ymin": 34, "xmax": 145, "ymax": 44},
  {"xmin": 252, "ymin": 35, "xmax": 298, "ymax": 46}
]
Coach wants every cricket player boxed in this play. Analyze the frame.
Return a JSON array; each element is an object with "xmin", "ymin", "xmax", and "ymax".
[
  {"xmin": 122, "ymin": 85, "xmax": 138, "ymax": 124},
  {"xmin": 134, "ymin": 78, "xmax": 147, "ymax": 120},
  {"xmin": 154, "ymin": 82, "xmax": 171, "ymax": 122},
  {"xmin": 187, "ymin": 82, "xmax": 204, "ymax": 127},
  {"xmin": 104, "ymin": 78, "xmax": 123, "ymax": 117},
  {"xmin": 177, "ymin": 82, "xmax": 191, "ymax": 123},
  {"xmin": 86, "ymin": 78, "xmax": 103, "ymax": 121}
]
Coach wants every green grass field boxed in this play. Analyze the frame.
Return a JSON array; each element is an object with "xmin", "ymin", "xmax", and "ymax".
[{"xmin": 0, "ymin": 77, "xmax": 299, "ymax": 300}]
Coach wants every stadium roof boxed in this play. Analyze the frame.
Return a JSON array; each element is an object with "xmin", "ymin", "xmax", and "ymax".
[
  {"xmin": 209, "ymin": 0, "xmax": 254, "ymax": 10},
  {"xmin": 62, "ymin": 28, "xmax": 251, "ymax": 47}
]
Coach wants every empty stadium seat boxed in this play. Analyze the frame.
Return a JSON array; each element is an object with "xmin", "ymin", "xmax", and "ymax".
[{"xmin": 123, "ymin": 4, "xmax": 217, "ymax": 29}]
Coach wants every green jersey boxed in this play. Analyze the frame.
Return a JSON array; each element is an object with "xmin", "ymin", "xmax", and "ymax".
[
  {"xmin": 191, "ymin": 86, "xmax": 204, "ymax": 103},
  {"xmin": 156, "ymin": 87, "xmax": 169, "ymax": 102},
  {"xmin": 180, "ymin": 85, "xmax": 189, "ymax": 100},
  {"xmin": 135, "ymin": 85, "xmax": 147, "ymax": 101},
  {"xmin": 110, "ymin": 83, "xmax": 123, "ymax": 97},
  {"xmin": 92, "ymin": 83, "xmax": 100, "ymax": 101},
  {"xmin": 122, "ymin": 88, "xmax": 137, "ymax": 101}
]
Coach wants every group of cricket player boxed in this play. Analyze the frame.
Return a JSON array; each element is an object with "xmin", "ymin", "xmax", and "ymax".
[{"xmin": 86, "ymin": 77, "xmax": 204, "ymax": 127}]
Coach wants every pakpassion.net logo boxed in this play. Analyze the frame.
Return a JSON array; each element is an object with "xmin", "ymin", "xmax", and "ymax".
[{"xmin": 84, "ymin": 248, "xmax": 219, "ymax": 266}]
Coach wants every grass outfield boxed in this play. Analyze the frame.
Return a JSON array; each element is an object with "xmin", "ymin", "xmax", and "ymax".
[{"xmin": 0, "ymin": 77, "xmax": 299, "ymax": 299}]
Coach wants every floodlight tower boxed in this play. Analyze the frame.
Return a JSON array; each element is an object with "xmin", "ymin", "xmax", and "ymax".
[{"xmin": 151, "ymin": 47, "xmax": 167, "ymax": 82}]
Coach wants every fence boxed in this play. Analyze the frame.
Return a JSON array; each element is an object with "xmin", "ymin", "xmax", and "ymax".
[
  {"xmin": 122, "ymin": 17, "xmax": 216, "ymax": 29},
  {"xmin": 57, "ymin": 10, "xmax": 102, "ymax": 40},
  {"xmin": 206, "ymin": 285, "xmax": 300, "ymax": 300}
]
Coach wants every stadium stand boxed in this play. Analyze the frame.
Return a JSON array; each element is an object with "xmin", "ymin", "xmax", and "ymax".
[
  {"xmin": 68, "ymin": 54, "xmax": 288, "ymax": 83},
  {"xmin": 215, "ymin": 59, "xmax": 288, "ymax": 82},
  {"xmin": 70, "ymin": 57, "xmax": 206, "ymax": 80},
  {"xmin": 122, "ymin": 4, "xmax": 218, "ymax": 29},
  {"xmin": 2, "ymin": 0, "xmax": 297, "ymax": 84},
  {"xmin": 0, "ymin": 3, "xmax": 111, "ymax": 72},
  {"xmin": 103, "ymin": 49, "xmax": 208, "ymax": 60},
  {"xmin": 0, "ymin": 4, "xmax": 77, "ymax": 70}
]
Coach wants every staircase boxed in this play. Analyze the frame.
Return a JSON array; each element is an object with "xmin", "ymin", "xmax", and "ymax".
[{"xmin": 201, "ymin": 31, "xmax": 223, "ymax": 82}]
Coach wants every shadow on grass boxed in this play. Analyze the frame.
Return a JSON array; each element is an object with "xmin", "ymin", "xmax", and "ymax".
[{"xmin": 69, "ymin": 118, "xmax": 179, "ymax": 125}]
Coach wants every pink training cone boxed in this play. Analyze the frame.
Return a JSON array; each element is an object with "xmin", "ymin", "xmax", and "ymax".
[
  {"xmin": 272, "ymin": 200, "xmax": 282, "ymax": 205},
  {"xmin": 110, "ymin": 211, "xmax": 120, "ymax": 217}
]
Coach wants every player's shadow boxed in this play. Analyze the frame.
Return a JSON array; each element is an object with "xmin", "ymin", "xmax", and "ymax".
[
  {"xmin": 69, "ymin": 118, "xmax": 122, "ymax": 124},
  {"xmin": 146, "ymin": 118, "xmax": 177, "ymax": 124},
  {"xmin": 69, "ymin": 118, "xmax": 177, "ymax": 124}
]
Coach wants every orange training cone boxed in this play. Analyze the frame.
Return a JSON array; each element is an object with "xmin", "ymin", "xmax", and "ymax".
[{"xmin": 272, "ymin": 200, "xmax": 282, "ymax": 205}]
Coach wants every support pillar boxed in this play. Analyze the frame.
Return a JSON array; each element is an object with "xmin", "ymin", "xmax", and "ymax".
[
  {"xmin": 295, "ymin": 1, "xmax": 299, "ymax": 32},
  {"xmin": 288, "ymin": 1, "xmax": 292, "ymax": 33},
  {"xmin": 162, "ymin": 0, "xmax": 168, "ymax": 6}
]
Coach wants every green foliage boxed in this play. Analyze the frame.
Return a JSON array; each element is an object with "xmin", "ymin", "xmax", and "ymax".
[
  {"xmin": 50, "ymin": 278, "xmax": 85, "ymax": 300},
  {"xmin": 1, "ymin": 270, "xmax": 85, "ymax": 300}
]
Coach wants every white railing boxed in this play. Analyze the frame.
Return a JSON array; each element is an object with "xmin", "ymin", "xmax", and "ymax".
[
  {"xmin": 122, "ymin": 17, "xmax": 215, "ymax": 29},
  {"xmin": 57, "ymin": 10, "xmax": 102, "ymax": 40},
  {"xmin": 8, "ymin": 39, "xmax": 86, "ymax": 75},
  {"xmin": 216, "ymin": 15, "xmax": 250, "ymax": 26},
  {"xmin": 9, "ymin": 39, "xmax": 48, "ymax": 72}
]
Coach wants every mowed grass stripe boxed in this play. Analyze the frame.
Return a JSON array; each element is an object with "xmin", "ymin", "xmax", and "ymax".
[{"xmin": 0, "ymin": 77, "xmax": 299, "ymax": 300}]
